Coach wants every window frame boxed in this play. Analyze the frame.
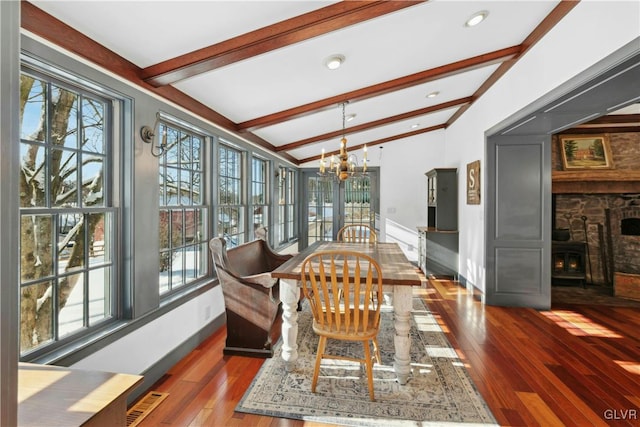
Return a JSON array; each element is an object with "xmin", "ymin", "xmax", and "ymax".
[
  {"xmin": 18, "ymin": 63, "xmax": 120, "ymax": 360},
  {"xmin": 15, "ymin": 50, "xmax": 301, "ymax": 366},
  {"xmin": 157, "ymin": 119, "xmax": 209, "ymax": 298},
  {"xmin": 251, "ymin": 156, "xmax": 269, "ymax": 236},
  {"xmin": 217, "ymin": 142, "xmax": 246, "ymax": 247},
  {"xmin": 277, "ymin": 166, "xmax": 297, "ymax": 246}
]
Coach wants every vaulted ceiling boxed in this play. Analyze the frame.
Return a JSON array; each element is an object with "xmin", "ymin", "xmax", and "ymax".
[{"xmin": 23, "ymin": 1, "xmax": 580, "ymax": 165}]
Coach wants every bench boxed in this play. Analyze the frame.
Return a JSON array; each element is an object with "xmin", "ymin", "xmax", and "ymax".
[{"xmin": 209, "ymin": 234, "xmax": 293, "ymax": 358}]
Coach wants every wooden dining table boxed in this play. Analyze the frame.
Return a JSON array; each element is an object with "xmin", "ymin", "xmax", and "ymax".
[{"xmin": 271, "ymin": 241, "xmax": 424, "ymax": 385}]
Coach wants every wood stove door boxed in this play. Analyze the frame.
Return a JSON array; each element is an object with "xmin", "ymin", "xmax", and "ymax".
[{"xmin": 485, "ymin": 134, "xmax": 551, "ymax": 309}]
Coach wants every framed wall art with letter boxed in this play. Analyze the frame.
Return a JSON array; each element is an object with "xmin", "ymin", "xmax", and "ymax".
[{"xmin": 467, "ymin": 160, "xmax": 480, "ymax": 205}]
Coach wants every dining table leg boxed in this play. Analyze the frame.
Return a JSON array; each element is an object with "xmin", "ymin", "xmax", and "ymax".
[
  {"xmin": 279, "ymin": 278, "xmax": 299, "ymax": 371},
  {"xmin": 393, "ymin": 285, "xmax": 413, "ymax": 385}
]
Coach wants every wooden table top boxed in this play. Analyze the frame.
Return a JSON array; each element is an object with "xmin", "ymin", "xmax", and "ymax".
[{"xmin": 271, "ymin": 241, "xmax": 423, "ymax": 286}]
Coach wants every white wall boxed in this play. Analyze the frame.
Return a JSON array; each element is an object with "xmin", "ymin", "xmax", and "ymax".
[
  {"xmin": 444, "ymin": 1, "xmax": 640, "ymax": 292},
  {"xmin": 72, "ymin": 287, "xmax": 225, "ymax": 374},
  {"xmin": 378, "ymin": 130, "xmax": 446, "ymax": 263}
]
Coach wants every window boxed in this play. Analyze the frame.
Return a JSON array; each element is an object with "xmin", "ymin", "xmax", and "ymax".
[
  {"xmin": 277, "ymin": 166, "xmax": 296, "ymax": 245},
  {"xmin": 158, "ymin": 122, "xmax": 207, "ymax": 295},
  {"xmin": 18, "ymin": 69, "xmax": 115, "ymax": 356},
  {"xmin": 218, "ymin": 144, "xmax": 245, "ymax": 247},
  {"xmin": 251, "ymin": 157, "xmax": 268, "ymax": 234}
]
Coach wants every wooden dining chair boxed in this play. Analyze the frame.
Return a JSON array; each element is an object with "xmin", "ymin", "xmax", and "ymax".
[
  {"xmin": 300, "ymin": 250, "xmax": 384, "ymax": 401},
  {"xmin": 337, "ymin": 223, "xmax": 377, "ymax": 243}
]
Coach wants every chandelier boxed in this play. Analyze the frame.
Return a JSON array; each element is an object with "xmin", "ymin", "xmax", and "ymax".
[{"xmin": 318, "ymin": 102, "xmax": 368, "ymax": 181}]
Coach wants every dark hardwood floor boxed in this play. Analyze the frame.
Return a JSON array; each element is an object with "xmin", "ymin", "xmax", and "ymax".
[{"xmin": 134, "ymin": 278, "xmax": 640, "ymax": 426}]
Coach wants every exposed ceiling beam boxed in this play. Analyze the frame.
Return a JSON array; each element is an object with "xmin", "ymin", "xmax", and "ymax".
[
  {"xmin": 21, "ymin": 1, "xmax": 300, "ymax": 165},
  {"xmin": 276, "ymin": 97, "xmax": 471, "ymax": 152},
  {"xmin": 142, "ymin": 1, "xmax": 425, "ymax": 87},
  {"xmin": 298, "ymin": 124, "xmax": 447, "ymax": 164},
  {"xmin": 237, "ymin": 46, "xmax": 520, "ymax": 132},
  {"xmin": 446, "ymin": 0, "xmax": 580, "ymax": 127}
]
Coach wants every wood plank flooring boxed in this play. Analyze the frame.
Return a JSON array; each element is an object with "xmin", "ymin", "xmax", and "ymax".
[{"xmin": 134, "ymin": 278, "xmax": 640, "ymax": 426}]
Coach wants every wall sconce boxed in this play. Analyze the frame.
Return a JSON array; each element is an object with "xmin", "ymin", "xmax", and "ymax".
[{"xmin": 140, "ymin": 113, "xmax": 167, "ymax": 157}]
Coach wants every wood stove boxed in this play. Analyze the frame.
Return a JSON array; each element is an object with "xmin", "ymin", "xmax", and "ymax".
[{"xmin": 552, "ymin": 241, "xmax": 587, "ymax": 287}]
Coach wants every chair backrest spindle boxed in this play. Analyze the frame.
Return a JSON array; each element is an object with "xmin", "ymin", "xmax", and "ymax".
[
  {"xmin": 301, "ymin": 250, "xmax": 382, "ymax": 335},
  {"xmin": 337, "ymin": 224, "xmax": 377, "ymax": 243}
]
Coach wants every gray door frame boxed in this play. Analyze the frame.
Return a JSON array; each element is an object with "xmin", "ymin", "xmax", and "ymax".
[{"xmin": 484, "ymin": 38, "xmax": 640, "ymax": 308}]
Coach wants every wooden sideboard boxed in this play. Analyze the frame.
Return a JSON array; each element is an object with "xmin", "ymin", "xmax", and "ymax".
[{"xmin": 18, "ymin": 362, "xmax": 143, "ymax": 426}]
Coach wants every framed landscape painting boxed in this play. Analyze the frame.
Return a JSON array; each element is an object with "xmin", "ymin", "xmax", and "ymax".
[{"xmin": 560, "ymin": 135, "xmax": 614, "ymax": 170}]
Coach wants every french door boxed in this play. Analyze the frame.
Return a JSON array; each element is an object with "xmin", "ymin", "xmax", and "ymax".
[{"xmin": 300, "ymin": 169, "xmax": 378, "ymax": 249}]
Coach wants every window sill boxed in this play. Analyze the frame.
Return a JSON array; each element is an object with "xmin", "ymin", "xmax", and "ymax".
[{"xmin": 24, "ymin": 279, "xmax": 218, "ymax": 366}]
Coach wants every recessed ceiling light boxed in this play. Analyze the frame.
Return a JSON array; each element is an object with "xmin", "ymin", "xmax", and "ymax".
[
  {"xmin": 426, "ymin": 91, "xmax": 440, "ymax": 98},
  {"xmin": 324, "ymin": 54, "xmax": 345, "ymax": 70},
  {"xmin": 411, "ymin": 123, "xmax": 420, "ymax": 129},
  {"xmin": 345, "ymin": 113, "xmax": 357, "ymax": 122},
  {"xmin": 465, "ymin": 10, "xmax": 489, "ymax": 27}
]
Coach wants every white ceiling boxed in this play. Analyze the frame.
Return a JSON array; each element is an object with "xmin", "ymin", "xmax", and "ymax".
[{"xmin": 29, "ymin": 0, "xmax": 568, "ymax": 164}]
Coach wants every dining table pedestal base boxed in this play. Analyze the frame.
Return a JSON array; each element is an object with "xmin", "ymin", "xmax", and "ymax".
[
  {"xmin": 391, "ymin": 284, "xmax": 413, "ymax": 385},
  {"xmin": 280, "ymin": 277, "xmax": 300, "ymax": 372}
]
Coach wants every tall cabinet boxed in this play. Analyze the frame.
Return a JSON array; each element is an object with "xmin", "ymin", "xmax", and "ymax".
[{"xmin": 418, "ymin": 168, "xmax": 459, "ymax": 278}]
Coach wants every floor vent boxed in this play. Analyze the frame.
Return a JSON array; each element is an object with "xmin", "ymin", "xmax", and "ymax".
[{"xmin": 126, "ymin": 391, "xmax": 169, "ymax": 427}]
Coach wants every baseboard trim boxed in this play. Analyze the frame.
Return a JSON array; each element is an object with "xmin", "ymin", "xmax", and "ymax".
[
  {"xmin": 128, "ymin": 313, "xmax": 225, "ymax": 404},
  {"xmin": 457, "ymin": 274, "xmax": 484, "ymax": 302}
]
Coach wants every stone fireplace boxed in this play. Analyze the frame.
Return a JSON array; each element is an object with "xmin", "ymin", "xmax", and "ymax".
[
  {"xmin": 610, "ymin": 204, "xmax": 640, "ymax": 272},
  {"xmin": 552, "ymin": 130, "xmax": 640, "ymax": 301},
  {"xmin": 554, "ymin": 194, "xmax": 640, "ymax": 286}
]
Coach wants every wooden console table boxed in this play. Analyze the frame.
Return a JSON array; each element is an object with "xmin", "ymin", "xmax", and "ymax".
[{"xmin": 18, "ymin": 362, "xmax": 143, "ymax": 426}]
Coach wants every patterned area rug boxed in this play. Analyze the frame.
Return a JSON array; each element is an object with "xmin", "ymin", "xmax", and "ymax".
[{"xmin": 236, "ymin": 298, "xmax": 498, "ymax": 426}]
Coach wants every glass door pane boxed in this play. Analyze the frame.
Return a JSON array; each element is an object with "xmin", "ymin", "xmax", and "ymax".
[
  {"xmin": 343, "ymin": 175, "xmax": 373, "ymax": 227},
  {"xmin": 301, "ymin": 170, "xmax": 378, "ymax": 249},
  {"xmin": 306, "ymin": 176, "xmax": 334, "ymax": 245}
]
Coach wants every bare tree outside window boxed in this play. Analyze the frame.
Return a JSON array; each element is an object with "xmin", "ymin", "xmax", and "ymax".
[{"xmin": 19, "ymin": 71, "xmax": 113, "ymax": 355}]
